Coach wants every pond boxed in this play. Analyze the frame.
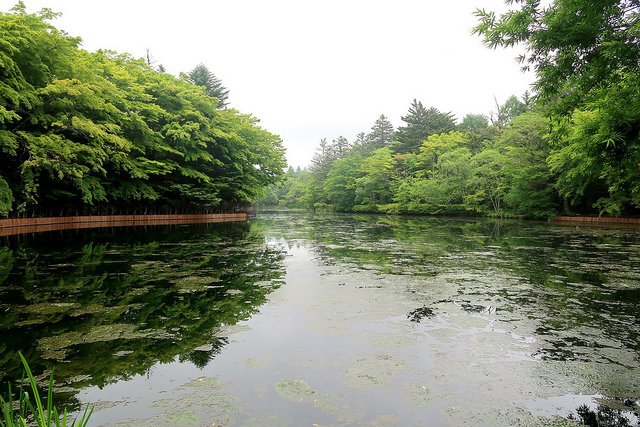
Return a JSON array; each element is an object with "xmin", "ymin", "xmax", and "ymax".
[{"xmin": 0, "ymin": 212, "xmax": 639, "ymax": 426}]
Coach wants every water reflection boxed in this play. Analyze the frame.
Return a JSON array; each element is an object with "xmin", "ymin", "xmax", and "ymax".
[
  {"xmin": 266, "ymin": 213, "xmax": 640, "ymax": 359},
  {"xmin": 2, "ymin": 212, "xmax": 640, "ymax": 425},
  {"xmin": 569, "ymin": 399, "xmax": 639, "ymax": 427},
  {"xmin": 0, "ymin": 222, "xmax": 286, "ymax": 410},
  {"xmin": 257, "ymin": 212, "xmax": 640, "ymax": 418}
]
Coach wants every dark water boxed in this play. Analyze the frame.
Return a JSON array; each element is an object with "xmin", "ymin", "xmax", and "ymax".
[{"xmin": 0, "ymin": 213, "xmax": 639, "ymax": 426}]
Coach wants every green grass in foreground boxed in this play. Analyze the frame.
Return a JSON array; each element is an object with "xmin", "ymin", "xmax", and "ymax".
[{"xmin": 0, "ymin": 353, "xmax": 92, "ymax": 427}]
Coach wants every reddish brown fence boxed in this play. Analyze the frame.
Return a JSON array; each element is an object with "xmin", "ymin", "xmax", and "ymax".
[
  {"xmin": 554, "ymin": 215, "xmax": 640, "ymax": 225},
  {"xmin": 0, "ymin": 214, "xmax": 247, "ymax": 237}
]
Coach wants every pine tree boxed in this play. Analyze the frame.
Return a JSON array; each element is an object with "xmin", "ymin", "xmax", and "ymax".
[
  {"xmin": 186, "ymin": 63, "xmax": 229, "ymax": 108},
  {"xmin": 332, "ymin": 136, "xmax": 350, "ymax": 159},
  {"xmin": 394, "ymin": 100, "xmax": 456, "ymax": 154},
  {"xmin": 367, "ymin": 114, "xmax": 394, "ymax": 151},
  {"xmin": 350, "ymin": 132, "xmax": 370, "ymax": 156}
]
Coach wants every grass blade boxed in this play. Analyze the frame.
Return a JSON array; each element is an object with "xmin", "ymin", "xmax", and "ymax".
[
  {"xmin": 1, "ymin": 382, "xmax": 15, "ymax": 427},
  {"xmin": 5, "ymin": 354, "xmax": 93, "ymax": 427},
  {"xmin": 18, "ymin": 352, "xmax": 45, "ymax": 425},
  {"xmin": 1, "ymin": 394, "xmax": 15, "ymax": 427},
  {"xmin": 46, "ymin": 371, "xmax": 54, "ymax": 426}
]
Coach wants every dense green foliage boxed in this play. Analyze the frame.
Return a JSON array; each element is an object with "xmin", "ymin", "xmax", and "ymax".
[
  {"xmin": 264, "ymin": 0, "xmax": 640, "ymax": 219},
  {"xmin": 263, "ymin": 98, "xmax": 561, "ymax": 219},
  {"xmin": 474, "ymin": 0, "xmax": 640, "ymax": 216},
  {"xmin": 0, "ymin": 5, "xmax": 285, "ymax": 217}
]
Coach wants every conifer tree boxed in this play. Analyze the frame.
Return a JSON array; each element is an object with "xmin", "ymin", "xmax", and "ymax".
[
  {"xmin": 367, "ymin": 114, "xmax": 394, "ymax": 151},
  {"xmin": 394, "ymin": 100, "xmax": 456, "ymax": 154},
  {"xmin": 186, "ymin": 63, "xmax": 229, "ymax": 108},
  {"xmin": 332, "ymin": 136, "xmax": 350, "ymax": 159}
]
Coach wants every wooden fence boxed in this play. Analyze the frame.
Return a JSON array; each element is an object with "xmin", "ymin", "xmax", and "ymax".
[
  {"xmin": 554, "ymin": 215, "xmax": 640, "ymax": 225},
  {"xmin": 0, "ymin": 213, "xmax": 248, "ymax": 237}
]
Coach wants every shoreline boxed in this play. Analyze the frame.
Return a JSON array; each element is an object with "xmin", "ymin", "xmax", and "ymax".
[
  {"xmin": 0, "ymin": 213, "xmax": 248, "ymax": 237},
  {"xmin": 553, "ymin": 215, "xmax": 640, "ymax": 225}
]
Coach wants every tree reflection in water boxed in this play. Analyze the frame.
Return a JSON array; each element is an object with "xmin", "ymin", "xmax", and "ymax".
[
  {"xmin": 1, "ymin": 212, "xmax": 640, "ymax": 424},
  {"xmin": 0, "ymin": 222, "xmax": 286, "ymax": 412}
]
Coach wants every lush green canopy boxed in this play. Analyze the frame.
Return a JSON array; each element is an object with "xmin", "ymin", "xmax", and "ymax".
[
  {"xmin": 474, "ymin": 0, "xmax": 640, "ymax": 112},
  {"xmin": 262, "ymin": 98, "xmax": 564, "ymax": 220},
  {"xmin": 474, "ymin": 0, "xmax": 640, "ymax": 216},
  {"xmin": 0, "ymin": 5, "xmax": 285, "ymax": 217}
]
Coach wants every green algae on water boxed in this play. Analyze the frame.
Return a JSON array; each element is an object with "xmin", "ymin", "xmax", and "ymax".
[
  {"xmin": 344, "ymin": 354, "xmax": 407, "ymax": 389},
  {"xmin": 274, "ymin": 379, "xmax": 316, "ymax": 402},
  {"xmin": 37, "ymin": 324, "xmax": 177, "ymax": 359}
]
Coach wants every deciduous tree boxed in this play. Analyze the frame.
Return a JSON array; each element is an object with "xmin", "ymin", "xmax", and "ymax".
[
  {"xmin": 324, "ymin": 155, "xmax": 362, "ymax": 211},
  {"xmin": 474, "ymin": 0, "xmax": 640, "ymax": 215}
]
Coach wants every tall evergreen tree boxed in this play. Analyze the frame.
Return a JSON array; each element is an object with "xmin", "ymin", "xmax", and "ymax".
[
  {"xmin": 367, "ymin": 114, "xmax": 395, "ymax": 151},
  {"xmin": 185, "ymin": 63, "xmax": 229, "ymax": 108},
  {"xmin": 394, "ymin": 100, "xmax": 456, "ymax": 154},
  {"xmin": 308, "ymin": 138, "xmax": 335, "ymax": 205},
  {"xmin": 309, "ymin": 138, "xmax": 336, "ymax": 182},
  {"xmin": 332, "ymin": 136, "xmax": 350, "ymax": 159},
  {"xmin": 350, "ymin": 132, "xmax": 370, "ymax": 156}
]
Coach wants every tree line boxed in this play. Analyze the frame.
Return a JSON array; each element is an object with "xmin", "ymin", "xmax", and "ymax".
[
  {"xmin": 263, "ymin": 0, "xmax": 640, "ymax": 219},
  {"xmin": 0, "ymin": 4, "xmax": 286, "ymax": 218},
  {"xmin": 262, "ymin": 97, "xmax": 561, "ymax": 219}
]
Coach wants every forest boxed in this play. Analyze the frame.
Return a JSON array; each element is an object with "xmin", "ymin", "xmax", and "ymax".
[
  {"xmin": 2, "ymin": 1, "xmax": 639, "ymax": 221},
  {"xmin": 263, "ymin": 0, "xmax": 640, "ymax": 220},
  {"xmin": 0, "ymin": 4, "xmax": 286, "ymax": 218}
]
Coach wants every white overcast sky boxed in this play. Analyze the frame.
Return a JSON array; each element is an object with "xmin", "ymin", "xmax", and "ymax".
[{"xmin": 3, "ymin": 0, "xmax": 533, "ymax": 168}]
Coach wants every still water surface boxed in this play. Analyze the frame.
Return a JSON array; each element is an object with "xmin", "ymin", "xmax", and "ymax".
[{"xmin": 0, "ymin": 212, "xmax": 639, "ymax": 425}]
